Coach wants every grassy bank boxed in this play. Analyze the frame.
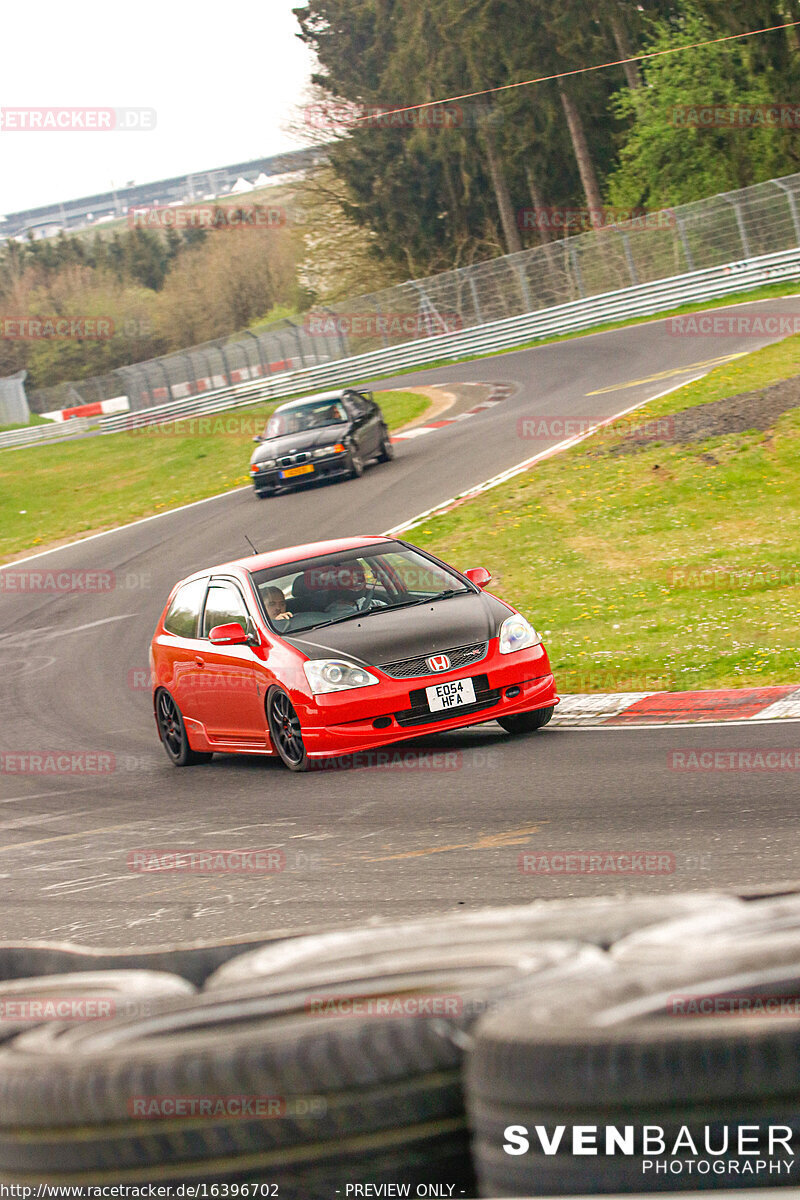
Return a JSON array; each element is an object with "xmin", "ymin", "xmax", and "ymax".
[
  {"xmin": 0, "ymin": 389, "xmax": 429, "ymax": 562},
  {"xmin": 411, "ymin": 335, "xmax": 800, "ymax": 692}
]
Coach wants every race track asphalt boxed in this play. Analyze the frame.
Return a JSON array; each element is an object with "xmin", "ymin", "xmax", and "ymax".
[{"xmin": 1, "ymin": 301, "xmax": 798, "ymax": 946}]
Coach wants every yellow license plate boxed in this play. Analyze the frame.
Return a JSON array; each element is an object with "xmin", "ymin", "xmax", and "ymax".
[{"xmin": 281, "ymin": 464, "xmax": 315, "ymax": 478}]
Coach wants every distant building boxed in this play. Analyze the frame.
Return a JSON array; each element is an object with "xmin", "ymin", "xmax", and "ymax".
[{"xmin": 0, "ymin": 146, "xmax": 327, "ymax": 240}]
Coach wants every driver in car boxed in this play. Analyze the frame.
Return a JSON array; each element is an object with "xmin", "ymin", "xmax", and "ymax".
[
  {"xmin": 324, "ymin": 564, "xmax": 378, "ymax": 613},
  {"xmin": 264, "ymin": 587, "xmax": 293, "ymax": 622}
]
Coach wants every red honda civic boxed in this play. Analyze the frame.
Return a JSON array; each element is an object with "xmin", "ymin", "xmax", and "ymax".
[{"xmin": 150, "ymin": 536, "xmax": 559, "ymax": 771}]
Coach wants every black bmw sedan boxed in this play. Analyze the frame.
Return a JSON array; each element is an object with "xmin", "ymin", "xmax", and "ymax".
[{"xmin": 248, "ymin": 389, "xmax": 394, "ymax": 498}]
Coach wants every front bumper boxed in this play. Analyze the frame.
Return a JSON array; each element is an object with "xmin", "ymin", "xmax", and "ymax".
[
  {"xmin": 250, "ymin": 456, "xmax": 350, "ymax": 491},
  {"xmin": 296, "ymin": 642, "xmax": 558, "ymax": 757}
]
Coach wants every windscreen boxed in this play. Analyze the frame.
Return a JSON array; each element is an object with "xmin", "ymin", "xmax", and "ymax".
[
  {"xmin": 262, "ymin": 399, "xmax": 348, "ymax": 439},
  {"xmin": 250, "ymin": 543, "xmax": 473, "ymax": 633}
]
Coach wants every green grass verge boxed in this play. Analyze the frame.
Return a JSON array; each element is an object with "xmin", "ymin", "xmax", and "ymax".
[
  {"xmin": 410, "ymin": 334, "xmax": 800, "ymax": 693},
  {"xmin": 0, "ymin": 413, "xmax": 49, "ymax": 433},
  {"xmin": 0, "ymin": 389, "xmax": 429, "ymax": 562}
]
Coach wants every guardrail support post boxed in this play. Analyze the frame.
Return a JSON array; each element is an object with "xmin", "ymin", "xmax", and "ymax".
[
  {"xmin": 468, "ymin": 274, "xmax": 483, "ymax": 325},
  {"xmin": 321, "ymin": 307, "xmax": 349, "ymax": 359},
  {"xmin": 675, "ymin": 216, "xmax": 695, "ymax": 272},
  {"xmin": 721, "ymin": 193, "xmax": 752, "ymax": 260},
  {"xmin": 570, "ymin": 247, "xmax": 586, "ymax": 298},
  {"xmin": 774, "ymin": 179, "xmax": 800, "ymax": 246},
  {"xmin": 512, "ymin": 261, "xmax": 533, "ymax": 312},
  {"xmin": 620, "ymin": 234, "xmax": 638, "ymax": 285},
  {"xmin": 371, "ymin": 301, "xmax": 390, "ymax": 348}
]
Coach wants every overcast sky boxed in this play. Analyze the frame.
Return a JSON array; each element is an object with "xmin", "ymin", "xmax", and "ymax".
[{"xmin": 0, "ymin": 1, "xmax": 317, "ymax": 215}]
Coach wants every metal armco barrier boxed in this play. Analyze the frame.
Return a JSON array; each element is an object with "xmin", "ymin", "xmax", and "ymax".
[
  {"xmin": 0, "ymin": 417, "xmax": 93, "ymax": 451},
  {"xmin": 5, "ymin": 245, "xmax": 800, "ymax": 450},
  {"xmin": 98, "ymin": 245, "xmax": 800, "ymax": 434}
]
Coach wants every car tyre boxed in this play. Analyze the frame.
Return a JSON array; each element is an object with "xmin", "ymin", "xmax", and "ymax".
[
  {"xmin": 254, "ymin": 486, "xmax": 274, "ymax": 499},
  {"xmin": 267, "ymin": 687, "xmax": 310, "ymax": 772},
  {"xmin": 348, "ymin": 449, "xmax": 364, "ymax": 479},
  {"xmin": 497, "ymin": 706, "xmax": 554, "ymax": 735},
  {"xmin": 155, "ymin": 689, "xmax": 212, "ymax": 767},
  {"xmin": 377, "ymin": 429, "xmax": 394, "ymax": 462}
]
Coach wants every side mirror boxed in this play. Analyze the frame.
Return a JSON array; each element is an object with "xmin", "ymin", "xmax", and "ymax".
[
  {"xmin": 464, "ymin": 567, "xmax": 492, "ymax": 589},
  {"xmin": 209, "ymin": 622, "xmax": 250, "ymax": 646},
  {"xmin": 252, "ymin": 435, "xmax": 263, "ymax": 443}
]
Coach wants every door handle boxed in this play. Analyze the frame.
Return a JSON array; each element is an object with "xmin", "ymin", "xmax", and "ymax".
[{"xmin": 195, "ymin": 656, "xmax": 206, "ymax": 668}]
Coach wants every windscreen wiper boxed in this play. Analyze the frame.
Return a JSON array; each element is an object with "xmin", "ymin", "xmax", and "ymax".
[
  {"xmin": 307, "ymin": 589, "xmax": 471, "ymax": 631},
  {"xmin": 389, "ymin": 588, "xmax": 472, "ymax": 610}
]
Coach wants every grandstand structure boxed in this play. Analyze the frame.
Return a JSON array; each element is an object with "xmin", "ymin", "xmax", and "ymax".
[{"xmin": 0, "ymin": 146, "xmax": 326, "ymax": 240}]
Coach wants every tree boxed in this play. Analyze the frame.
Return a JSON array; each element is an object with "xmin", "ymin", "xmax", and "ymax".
[{"xmin": 606, "ymin": 6, "xmax": 800, "ymax": 209}]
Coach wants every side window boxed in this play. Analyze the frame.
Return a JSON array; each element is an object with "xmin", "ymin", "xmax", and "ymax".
[
  {"xmin": 163, "ymin": 578, "xmax": 208, "ymax": 638},
  {"xmin": 203, "ymin": 583, "xmax": 250, "ymax": 638}
]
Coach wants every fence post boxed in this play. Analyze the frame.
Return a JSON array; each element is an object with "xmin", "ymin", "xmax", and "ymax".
[
  {"xmin": 411, "ymin": 281, "xmax": 447, "ymax": 337},
  {"xmin": 774, "ymin": 179, "xmax": 800, "ymax": 246},
  {"xmin": 284, "ymin": 320, "xmax": 306, "ymax": 367},
  {"xmin": 720, "ymin": 193, "xmax": 752, "ymax": 259},
  {"xmin": 244, "ymin": 330, "xmax": 266, "ymax": 379},
  {"xmin": 620, "ymin": 233, "xmax": 638, "ymax": 285},
  {"xmin": 570, "ymin": 246, "xmax": 586, "ymax": 298},
  {"xmin": 217, "ymin": 341, "xmax": 233, "ymax": 387},
  {"xmin": 675, "ymin": 215, "xmax": 696, "ymax": 272},
  {"xmin": 512, "ymin": 259, "xmax": 533, "ymax": 312},
  {"xmin": 468, "ymin": 273, "xmax": 483, "ymax": 326},
  {"xmin": 321, "ymin": 307, "xmax": 349, "ymax": 358}
]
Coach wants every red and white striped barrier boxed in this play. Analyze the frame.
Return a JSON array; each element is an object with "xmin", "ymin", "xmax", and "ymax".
[
  {"xmin": 552, "ymin": 684, "xmax": 800, "ymax": 727},
  {"xmin": 42, "ymin": 396, "xmax": 130, "ymax": 422}
]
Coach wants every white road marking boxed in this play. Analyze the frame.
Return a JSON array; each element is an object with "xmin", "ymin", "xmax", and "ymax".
[
  {"xmin": 0, "ymin": 786, "xmax": 101, "ymax": 805},
  {"xmin": 0, "ymin": 614, "xmax": 136, "ymax": 645},
  {"xmin": 0, "ymin": 809, "xmax": 96, "ymax": 834},
  {"xmin": 0, "ymin": 822, "xmax": 140, "ymax": 854}
]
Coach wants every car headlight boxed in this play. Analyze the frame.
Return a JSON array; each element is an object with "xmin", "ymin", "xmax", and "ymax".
[
  {"xmin": 312, "ymin": 444, "xmax": 346, "ymax": 458},
  {"xmin": 498, "ymin": 615, "xmax": 542, "ymax": 654},
  {"xmin": 303, "ymin": 659, "xmax": 380, "ymax": 694},
  {"xmin": 251, "ymin": 459, "xmax": 275, "ymax": 472}
]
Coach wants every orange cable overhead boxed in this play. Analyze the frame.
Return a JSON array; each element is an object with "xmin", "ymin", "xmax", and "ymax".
[{"xmin": 351, "ymin": 19, "xmax": 800, "ymax": 122}]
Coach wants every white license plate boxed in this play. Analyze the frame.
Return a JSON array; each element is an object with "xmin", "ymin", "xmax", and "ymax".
[{"xmin": 425, "ymin": 677, "xmax": 476, "ymax": 713}]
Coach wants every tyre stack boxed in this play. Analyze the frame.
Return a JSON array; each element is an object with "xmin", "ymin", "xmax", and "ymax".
[
  {"xmin": 465, "ymin": 894, "xmax": 800, "ymax": 1196},
  {"xmin": 0, "ymin": 939, "xmax": 605, "ymax": 1195},
  {"xmin": 0, "ymin": 891, "xmax": 796, "ymax": 1196}
]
